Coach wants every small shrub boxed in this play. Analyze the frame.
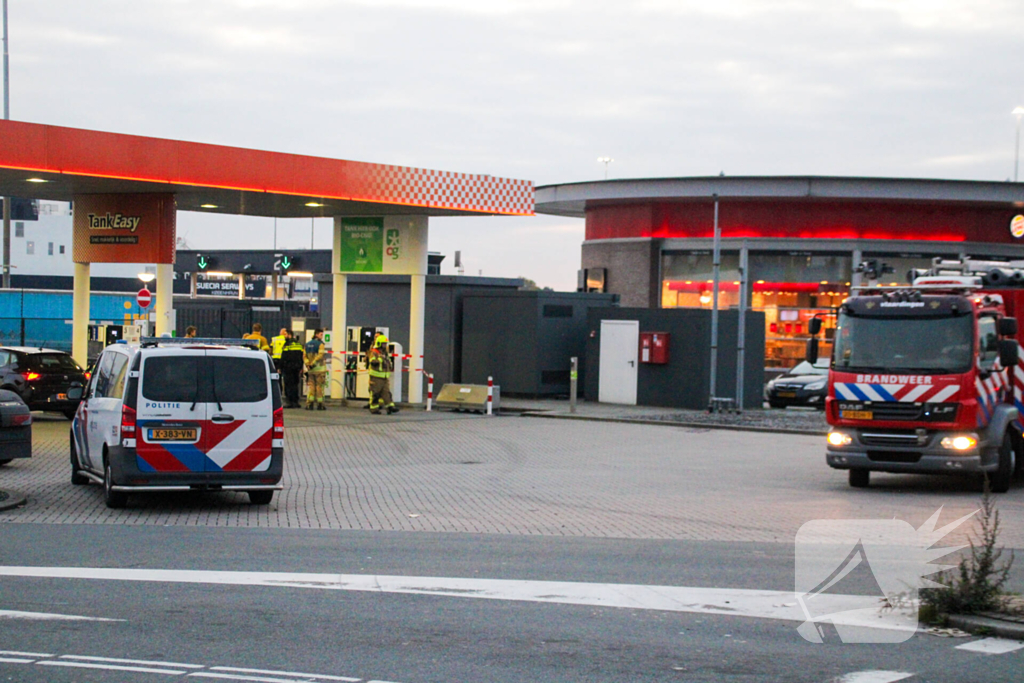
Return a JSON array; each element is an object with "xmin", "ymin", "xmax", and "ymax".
[{"xmin": 920, "ymin": 480, "xmax": 1015, "ymax": 615}]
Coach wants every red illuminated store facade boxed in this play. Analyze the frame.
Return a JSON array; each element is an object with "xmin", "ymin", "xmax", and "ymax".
[{"xmin": 536, "ymin": 176, "xmax": 1024, "ymax": 368}]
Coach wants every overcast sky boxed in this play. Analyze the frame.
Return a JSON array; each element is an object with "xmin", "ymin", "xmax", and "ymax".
[{"xmin": 8, "ymin": 0, "xmax": 1024, "ymax": 289}]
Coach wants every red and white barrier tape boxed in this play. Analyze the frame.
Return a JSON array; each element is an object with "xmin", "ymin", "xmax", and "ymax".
[{"xmin": 487, "ymin": 376, "xmax": 493, "ymax": 416}]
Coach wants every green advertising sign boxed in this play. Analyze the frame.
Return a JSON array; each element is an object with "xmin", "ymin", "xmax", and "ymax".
[{"xmin": 338, "ymin": 217, "xmax": 384, "ymax": 272}]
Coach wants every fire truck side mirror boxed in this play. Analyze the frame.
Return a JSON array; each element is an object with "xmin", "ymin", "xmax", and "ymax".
[
  {"xmin": 808, "ymin": 317, "xmax": 823, "ymax": 335},
  {"xmin": 997, "ymin": 317, "xmax": 1018, "ymax": 337},
  {"xmin": 998, "ymin": 340, "xmax": 1019, "ymax": 369},
  {"xmin": 805, "ymin": 338, "xmax": 820, "ymax": 365}
]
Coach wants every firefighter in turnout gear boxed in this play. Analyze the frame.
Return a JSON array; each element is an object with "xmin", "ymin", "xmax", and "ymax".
[
  {"xmin": 367, "ymin": 333, "xmax": 399, "ymax": 415},
  {"xmin": 304, "ymin": 329, "xmax": 327, "ymax": 410}
]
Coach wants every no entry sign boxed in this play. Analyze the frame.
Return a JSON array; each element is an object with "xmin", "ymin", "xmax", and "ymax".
[{"xmin": 137, "ymin": 288, "xmax": 152, "ymax": 309}]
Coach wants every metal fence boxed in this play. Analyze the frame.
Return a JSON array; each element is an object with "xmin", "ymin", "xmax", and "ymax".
[
  {"xmin": 175, "ymin": 307, "xmax": 304, "ymax": 340},
  {"xmin": 0, "ymin": 317, "xmax": 72, "ymax": 351}
]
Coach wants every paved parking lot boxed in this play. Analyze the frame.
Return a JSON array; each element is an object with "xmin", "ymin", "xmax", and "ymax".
[{"xmin": 2, "ymin": 409, "xmax": 1023, "ymax": 547}]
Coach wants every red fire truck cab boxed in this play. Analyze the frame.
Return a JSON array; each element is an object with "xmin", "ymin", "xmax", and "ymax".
[{"xmin": 824, "ymin": 259, "xmax": 1024, "ymax": 492}]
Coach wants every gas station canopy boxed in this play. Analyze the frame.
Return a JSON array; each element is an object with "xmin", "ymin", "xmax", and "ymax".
[{"xmin": 0, "ymin": 120, "xmax": 534, "ymax": 218}]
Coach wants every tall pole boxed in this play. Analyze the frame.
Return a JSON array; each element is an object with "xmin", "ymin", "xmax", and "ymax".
[
  {"xmin": 1015, "ymin": 107, "xmax": 1024, "ymax": 183},
  {"xmin": 708, "ymin": 195, "xmax": 720, "ymax": 409},
  {"xmin": 736, "ymin": 245, "xmax": 748, "ymax": 412},
  {"xmin": 2, "ymin": 0, "xmax": 10, "ymax": 288}
]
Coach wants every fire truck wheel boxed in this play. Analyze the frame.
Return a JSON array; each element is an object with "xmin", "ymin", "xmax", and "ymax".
[
  {"xmin": 849, "ymin": 469, "xmax": 870, "ymax": 488},
  {"xmin": 989, "ymin": 432, "xmax": 1015, "ymax": 494}
]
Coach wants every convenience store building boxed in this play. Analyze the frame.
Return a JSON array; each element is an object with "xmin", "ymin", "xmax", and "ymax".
[{"xmin": 536, "ymin": 176, "xmax": 1024, "ymax": 369}]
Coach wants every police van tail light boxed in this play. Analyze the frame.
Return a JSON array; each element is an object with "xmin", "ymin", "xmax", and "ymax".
[
  {"xmin": 273, "ymin": 407, "xmax": 284, "ymax": 437},
  {"xmin": 11, "ymin": 413, "xmax": 31, "ymax": 426},
  {"xmin": 121, "ymin": 405, "xmax": 137, "ymax": 436}
]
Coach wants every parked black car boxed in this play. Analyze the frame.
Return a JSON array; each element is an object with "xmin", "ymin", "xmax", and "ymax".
[
  {"xmin": 0, "ymin": 347, "xmax": 88, "ymax": 419},
  {"xmin": 765, "ymin": 360, "xmax": 829, "ymax": 409},
  {"xmin": 0, "ymin": 388, "xmax": 32, "ymax": 464}
]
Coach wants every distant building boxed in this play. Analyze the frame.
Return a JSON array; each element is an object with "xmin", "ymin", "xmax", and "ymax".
[{"xmin": 537, "ymin": 176, "xmax": 1024, "ymax": 369}]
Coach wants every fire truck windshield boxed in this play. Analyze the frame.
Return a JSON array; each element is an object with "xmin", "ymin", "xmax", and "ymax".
[{"xmin": 832, "ymin": 312, "xmax": 973, "ymax": 374}]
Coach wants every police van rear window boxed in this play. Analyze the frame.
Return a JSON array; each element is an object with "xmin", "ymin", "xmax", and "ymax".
[
  {"xmin": 211, "ymin": 357, "xmax": 268, "ymax": 403},
  {"xmin": 142, "ymin": 357, "xmax": 200, "ymax": 402}
]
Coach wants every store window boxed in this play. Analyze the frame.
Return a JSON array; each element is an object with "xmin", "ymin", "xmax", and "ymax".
[
  {"xmin": 15, "ymin": 222, "xmax": 24, "ymax": 238},
  {"xmin": 750, "ymin": 253, "xmax": 851, "ymax": 369},
  {"xmin": 661, "ymin": 251, "xmax": 741, "ymax": 309},
  {"xmin": 26, "ymin": 241, "xmax": 34, "ymax": 255}
]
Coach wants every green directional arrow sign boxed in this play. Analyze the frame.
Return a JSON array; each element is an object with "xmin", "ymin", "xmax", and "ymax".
[
  {"xmin": 280, "ymin": 256, "xmax": 292, "ymax": 270},
  {"xmin": 197, "ymin": 255, "xmax": 209, "ymax": 271}
]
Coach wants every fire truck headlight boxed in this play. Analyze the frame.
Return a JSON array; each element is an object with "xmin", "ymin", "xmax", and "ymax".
[
  {"xmin": 827, "ymin": 431, "xmax": 852, "ymax": 447},
  {"xmin": 941, "ymin": 434, "xmax": 978, "ymax": 451}
]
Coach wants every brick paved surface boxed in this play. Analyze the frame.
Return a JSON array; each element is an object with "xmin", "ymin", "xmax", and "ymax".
[{"xmin": 1, "ymin": 410, "xmax": 1022, "ymax": 547}]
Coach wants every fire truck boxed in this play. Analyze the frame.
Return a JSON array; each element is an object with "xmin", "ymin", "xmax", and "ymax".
[{"xmin": 821, "ymin": 258, "xmax": 1024, "ymax": 492}]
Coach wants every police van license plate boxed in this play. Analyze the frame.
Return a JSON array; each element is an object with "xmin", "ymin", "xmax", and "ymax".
[
  {"xmin": 841, "ymin": 410, "xmax": 873, "ymax": 420},
  {"xmin": 148, "ymin": 428, "xmax": 197, "ymax": 441}
]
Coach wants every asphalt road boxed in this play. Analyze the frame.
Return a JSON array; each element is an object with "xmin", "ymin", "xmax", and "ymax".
[{"xmin": 1, "ymin": 412, "xmax": 1022, "ymax": 682}]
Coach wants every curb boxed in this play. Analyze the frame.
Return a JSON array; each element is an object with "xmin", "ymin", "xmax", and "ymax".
[
  {"xmin": 0, "ymin": 489, "xmax": 27, "ymax": 512},
  {"xmin": 519, "ymin": 411, "xmax": 826, "ymax": 437},
  {"xmin": 947, "ymin": 613, "xmax": 1024, "ymax": 640}
]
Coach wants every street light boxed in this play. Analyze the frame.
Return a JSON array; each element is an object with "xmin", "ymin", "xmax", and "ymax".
[
  {"xmin": 597, "ymin": 156, "xmax": 613, "ymax": 180},
  {"xmin": 2, "ymin": 0, "xmax": 10, "ymax": 289},
  {"xmin": 137, "ymin": 272, "xmax": 156, "ymax": 284},
  {"xmin": 1014, "ymin": 106, "xmax": 1024, "ymax": 183}
]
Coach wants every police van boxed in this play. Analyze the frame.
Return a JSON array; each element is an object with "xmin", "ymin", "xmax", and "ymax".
[{"xmin": 70, "ymin": 338, "xmax": 284, "ymax": 508}]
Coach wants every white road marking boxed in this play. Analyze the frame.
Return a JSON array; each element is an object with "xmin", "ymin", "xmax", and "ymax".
[
  {"xmin": 37, "ymin": 660, "xmax": 187, "ymax": 675},
  {"xmin": 955, "ymin": 637, "xmax": 1024, "ymax": 655},
  {"xmin": 190, "ymin": 673, "xmax": 359, "ymax": 683},
  {"xmin": 61, "ymin": 653, "xmax": 203, "ymax": 668},
  {"xmin": 211, "ymin": 666, "xmax": 360, "ymax": 681},
  {"xmin": 0, "ymin": 648, "xmax": 383, "ymax": 683},
  {"xmin": 0, "ymin": 608, "xmax": 123, "ymax": 622},
  {"xmin": 832, "ymin": 672, "xmax": 914, "ymax": 683},
  {"xmin": 0, "ymin": 565, "xmax": 912, "ymax": 633}
]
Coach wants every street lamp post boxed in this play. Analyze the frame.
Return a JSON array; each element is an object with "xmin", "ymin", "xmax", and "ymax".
[
  {"xmin": 2, "ymin": 0, "xmax": 10, "ymax": 289},
  {"xmin": 1011, "ymin": 107, "xmax": 1019, "ymax": 183}
]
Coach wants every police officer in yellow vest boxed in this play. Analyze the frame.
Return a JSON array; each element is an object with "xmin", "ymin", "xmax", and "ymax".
[
  {"xmin": 271, "ymin": 328, "xmax": 288, "ymax": 365},
  {"xmin": 367, "ymin": 333, "xmax": 399, "ymax": 415}
]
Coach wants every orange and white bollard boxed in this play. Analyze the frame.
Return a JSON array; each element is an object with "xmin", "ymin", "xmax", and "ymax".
[
  {"xmin": 487, "ymin": 375, "xmax": 493, "ymax": 416},
  {"xmin": 426, "ymin": 373, "xmax": 434, "ymax": 412}
]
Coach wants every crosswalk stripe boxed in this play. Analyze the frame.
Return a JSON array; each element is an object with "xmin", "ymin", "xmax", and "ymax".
[{"xmin": 954, "ymin": 637, "xmax": 1024, "ymax": 655}]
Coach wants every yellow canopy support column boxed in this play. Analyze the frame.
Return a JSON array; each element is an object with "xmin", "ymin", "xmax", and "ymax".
[
  {"xmin": 155, "ymin": 262, "xmax": 174, "ymax": 337},
  {"xmin": 72, "ymin": 262, "xmax": 90, "ymax": 368}
]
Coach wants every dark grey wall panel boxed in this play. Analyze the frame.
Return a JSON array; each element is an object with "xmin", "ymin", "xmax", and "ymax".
[{"xmin": 584, "ymin": 308, "xmax": 765, "ymax": 409}]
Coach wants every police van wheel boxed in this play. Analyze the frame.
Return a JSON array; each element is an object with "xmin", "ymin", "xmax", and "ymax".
[
  {"xmin": 989, "ymin": 432, "xmax": 1015, "ymax": 494},
  {"xmin": 103, "ymin": 456, "xmax": 128, "ymax": 509},
  {"xmin": 70, "ymin": 432, "xmax": 88, "ymax": 486},
  {"xmin": 849, "ymin": 469, "xmax": 870, "ymax": 488},
  {"xmin": 247, "ymin": 490, "xmax": 274, "ymax": 505}
]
